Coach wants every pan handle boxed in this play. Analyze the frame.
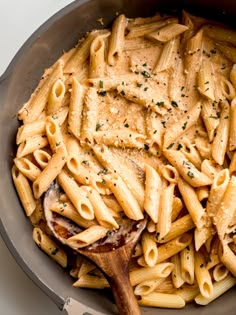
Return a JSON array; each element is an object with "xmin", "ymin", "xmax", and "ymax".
[{"xmin": 63, "ymin": 297, "xmax": 110, "ymax": 315}]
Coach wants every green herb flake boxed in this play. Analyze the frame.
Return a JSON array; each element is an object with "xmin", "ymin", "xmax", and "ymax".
[
  {"xmin": 99, "ymin": 91, "xmax": 107, "ymax": 96},
  {"xmin": 144, "ymin": 144, "xmax": 149, "ymax": 151},
  {"xmin": 156, "ymin": 101, "xmax": 164, "ymax": 106},
  {"xmin": 167, "ymin": 143, "xmax": 175, "ymax": 149},
  {"xmin": 51, "ymin": 248, "xmax": 59, "ymax": 255},
  {"xmin": 120, "ymin": 90, "xmax": 126, "ymax": 96},
  {"xmin": 144, "ymin": 87, "xmax": 148, "ymax": 91},
  {"xmin": 161, "ymin": 121, "xmax": 166, "ymax": 128},
  {"xmin": 181, "ymin": 86, "xmax": 185, "ymax": 91},
  {"xmin": 124, "ymin": 123, "xmax": 129, "ymax": 128},
  {"xmin": 55, "ymin": 142, "xmax": 61, "ymax": 147},
  {"xmin": 200, "ymin": 263, "xmax": 204, "ymax": 268},
  {"xmin": 82, "ymin": 160, "xmax": 89, "ymax": 165},
  {"xmin": 187, "ymin": 171, "xmax": 194, "ymax": 179},
  {"xmin": 171, "ymin": 101, "xmax": 178, "ymax": 107},
  {"xmin": 182, "ymin": 122, "xmax": 187, "ymax": 130},
  {"xmin": 101, "ymin": 179, "xmax": 106, "ymax": 185},
  {"xmin": 143, "ymin": 63, "xmax": 147, "ymax": 67},
  {"xmin": 99, "ymin": 80, "xmax": 104, "ymax": 88},
  {"xmin": 209, "ymin": 115, "xmax": 218, "ymax": 119},
  {"xmin": 177, "ymin": 143, "xmax": 183, "ymax": 150},
  {"xmin": 98, "ymin": 168, "xmax": 107, "ymax": 175},
  {"xmin": 141, "ymin": 70, "xmax": 151, "ymax": 78},
  {"xmin": 153, "ymin": 130, "xmax": 157, "ymax": 134},
  {"xmin": 96, "ymin": 123, "xmax": 102, "ymax": 131},
  {"xmin": 206, "ymin": 257, "xmax": 212, "ymax": 263},
  {"xmin": 137, "ymin": 83, "xmax": 143, "ymax": 87}
]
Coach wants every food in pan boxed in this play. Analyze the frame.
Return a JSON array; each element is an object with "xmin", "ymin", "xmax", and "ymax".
[{"xmin": 12, "ymin": 10, "xmax": 236, "ymax": 309}]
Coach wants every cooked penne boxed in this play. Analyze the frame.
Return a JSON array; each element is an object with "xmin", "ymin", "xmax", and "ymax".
[
  {"xmin": 198, "ymin": 60, "xmax": 215, "ymax": 100},
  {"xmin": 73, "ymin": 274, "xmax": 109, "ymax": 289},
  {"xmin": 206, "ymin": 168, "xmax": 230, "ymax": 218},
  {"xmin": 214, "ymin": 176, "xmax": 236, "ymax": 241},
  {"xmin": 219, "ymin": 242, "xmax": 236, "ymax": 277},
  {"xmin": 45, "ymin": 116, "xmax": 65, "ymax": 153},
  {"xmin": 138, "ymin": 292, "xmax": 185, "ymax": 308},
  {"xmin": 68, "ymin": 77, "xmax": 85, "ymax": 140},
  {"xmin": 178, "ymin": 177, "xmax": 205, "ymax": 228},
  {"xmin": 18, "ymin": 61, "xmax": 64, "ymax": 123},
  {"xmin": 116, "ymin": 84, "xmax": 167, "ymax": 115},
  {"xmin": 141, "ymin": 231, "xmax": 158, "ymax": 267},
  {"xmin": 47, "ymin": 78, "xmax": 65, "ymax": 115},
  {"xmin": 156, "ymin": 183, "xmax": 175, "ymax": 239},
  {"xmin": 164, "ymin": 149, "xmax": 212, "ymax": 187},
  {"xmin": 211, "ymin": 101, "xmax": 230, "ymax": 165},
  {"xmin": 33, "ymin": 227, "xmax": 67, "ymax": 267},
  {"xmin": 195, "ymin": 275, "xmax": 236, "ymax": 305},
  {"xmin": 66, "ymin": 225, "xmax": 109, "ymax": 249},
  {"xmin": 171, "ymin": 254, "xmax": 185, "ymax": 289},
  {"xmin": 33, "ymin": 147, "xmax": 67, "ymax": 199},
  {"xmin": 89, "ymin": 32, "xmax": 110, "ymax": 78},
  {"xmin": 81, "ymin": 186, "xmax": 119, "ymax": 229},
  {"xmin": 230, "ymin": 64, "xmax": 236, "ymax": 89},
  {"xmin": 163, "ymin": 102, "xmax": 201, "ymax": 148},
  {"xmin": 16, "ymin": 119, "xmax": 46, "ymax": 145},
  {"xmin": 158, "ymin": 214, "xmax": 195, "ymax": 244},
  {"xmin": 179, "ymin": 139, "xmax": 202, "ymax": 170},
  {"xmin": 180, "ymin": 242, "xmax": 195, "ymax": 285},
  {"xmin": 33, "ymin": 149, "xmax": 51, "ymax": 169},
  {"xmin": 126, "ymin": 17, "xmax": 178, "ymax": 39},
  {"xmin": 145, "ymin": 110, "xmax": 164, "ymax": 148},
  {"xmin": 201, "ymin": 99, "xmax": 219, "ymax": 142},
  {"xmin": 146, "ymin": 23, "xmax": 188, "ymax": 42},
  {"xmin": 156, "ymin": 233, "xmax": 193, "ymax": 263},
  {"xmin": 129, "ymin": 263, "xmax": 174, "ymax": 286},
  {"xmin": 57, "ymin": 169, "xmax": 94, "ymax": 220},
  {"xmin": 194, "ymin": 250, "xmax": 213, "ymax": 298},
  {"xmin": 80, "ymin": 87, "xmax": 99, "ymax": 145},
  {"xmin": 94, "ymin": 130, "xmax": 146, "ymax": 149},
  {"xmin": 64, "ymin": 30, "xmax": 109, "ymax": 73},
  {"xmin": 16, "ymin": 135, "xmax": 48, "ymax": 158},
  {"xmin": 203, "ymin": 24, "xmax": 236, "ymax": 45},
  {"xmin": 144, "ymin": 164, "xmax": 162, "ymax": 223},
  {"xmin": 12, "ymin": 165, "xmax": 36, "ymax": 216},
  {"xmin": 134, "ymin": 278, "xmax": 165, "ymax": 296},
  {"xmin": 104, "ymin": 173, "xmax": 143, "ymax": 221},
  {"xmin": 201, "ymin": 158, "xmax": 222, "ymax": 179},
  {"xmin": 14, "ymin": 157, "xmax": 41, "ymax": 182},
  {"xmin": 108, "ymin": 14, "xmax": 127, "ymax": 66},
  {"xmin": 213, "ymin": 263, "xmax": 229, "ymax": 282},
  {"xmin": 153, "ymin": 37, "xmax": 177, "ymax": 73}
]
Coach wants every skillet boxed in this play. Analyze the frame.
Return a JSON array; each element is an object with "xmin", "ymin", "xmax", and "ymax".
[{"xmin": 0, "ymin": 0, "xmax": 235, "ymax": 314}]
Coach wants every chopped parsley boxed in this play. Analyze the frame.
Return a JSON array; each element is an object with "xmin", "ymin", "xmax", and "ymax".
[
  {"xmin": 209, "ymin": 115, "xmax": 218, "ymax": 119},
  {"xmin": 141, "ymin": 70, "xmax": 151, "ymax": 78},
  {"xmin": 177, "ymin": 143, "xmax": 183, "ymax": 150},
  {"xmin": 96, "ymin": 123, "xmax": 102, "ymax": 131},
  {"xmin": 167, "ymin": 143, "xmax": 175, "ymax": 149},
  {"xmin": 171, "ymin": 101, "xmax": 178, "ymax": 107},
  {"xmin": 187, "ymin": 171, "xmax": 194, "ymax": 178},
  {"xmin": 82, "ymin": 160, "xmax": 89, "ymax": 165},
  {"xmin": 124, "ymin": 123, "xmax": 129, "ymax": 128},
  {"xmin": 101, "ymin": 179, "xmax": 106, "ymax": 185},
  {"xmin": 98, "ymin": 168, "xmax": 108, "ymax": 175},
  {"xmin": 137, "ymin": 83, "xmax": 143, "ymax": 87},
  {"xmin": 99, "ymin": 91, "xmax": 107, "ymax": 96},
  {"xmin": 99, "ymin": 80, "xmax": 104, "ymax": 88},
  {"xmin": 156, "ymin": 101, "xmax": 164, "ymax": 106},
  {"xmin": 182, "ymin": 122, "xmax": 187, "ymax": 130},
  {"xmin": 120, "ymin": 90, "xmax": 126, "ymax": 96},
  {"xmin": 144, "ymin": 87, "xmax": 148, "ymax": 91},
  {"xmin": 142, "ymin": 63, "xmax": 147, "ymax": 67},
  {"xmin": 51, "ymin": 248, "xmax": 59, "ymax": 255},
  {"xmin": 144, "ymin": 144, "xmax": 149, "ymax": 151}
]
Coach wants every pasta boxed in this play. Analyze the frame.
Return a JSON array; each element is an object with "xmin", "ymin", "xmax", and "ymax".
[{"xmin": 12, "ymin": 10, "xmax": 236, "ymax": 311}]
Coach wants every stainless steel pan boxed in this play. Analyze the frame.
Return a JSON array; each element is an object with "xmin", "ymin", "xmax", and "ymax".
[{"xmin": 0, "ymin": 0, "xmax": 235, "ymax": 314}]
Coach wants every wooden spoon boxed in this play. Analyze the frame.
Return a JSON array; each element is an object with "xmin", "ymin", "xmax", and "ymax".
[{"xmin": 44, "ymin": 182, "xmax": 147, "ymax": 315}]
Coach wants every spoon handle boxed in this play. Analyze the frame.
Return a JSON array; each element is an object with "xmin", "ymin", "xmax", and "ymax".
[
  {"xmin": 85, "ymin": 245, "xmax": 141, "ymax": 315},
  {"xmin": 108, "ymin": 267, "xmax": 141, "ymax": 315}
]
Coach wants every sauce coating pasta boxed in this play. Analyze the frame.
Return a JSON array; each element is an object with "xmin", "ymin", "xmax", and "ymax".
[{"xmin": 13, "ymin": 10, "xmax": 236, "ymax": 310}]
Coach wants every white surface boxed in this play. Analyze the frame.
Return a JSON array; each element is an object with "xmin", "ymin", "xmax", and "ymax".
[{"xmin": 0, "ymin": 1, "xmax": 73, "ymax": 314}]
